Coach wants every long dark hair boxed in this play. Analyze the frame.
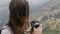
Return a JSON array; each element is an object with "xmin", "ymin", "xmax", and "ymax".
[{"xmin": 7, "ymin": 0, "xmax": 29, "ymax": 34}]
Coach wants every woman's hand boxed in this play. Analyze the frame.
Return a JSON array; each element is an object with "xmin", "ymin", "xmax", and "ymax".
[{"xmin": 32, "ymin": 24, "xmax": 43, "ymax": 34}]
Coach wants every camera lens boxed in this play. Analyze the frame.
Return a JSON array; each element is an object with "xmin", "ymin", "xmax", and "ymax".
[{"xmin": 34, "ymin": 22, "xmax": 40, "ymax": 28}]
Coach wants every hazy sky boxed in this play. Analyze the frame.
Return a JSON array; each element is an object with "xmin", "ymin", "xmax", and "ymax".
[
  {"xmin": 27, "ymin": 0, "xmax": 51, "ymax": 12},
  {"xmin": 28, "ymin": 0, "xmax": 50, "ymax": 6},
  {"xmin": 0, "ymin": 0, "xmax": 10, "ymax": 5},
  {"xmin": 0, "ymin": 0, "xmax": 11, "ymax": 13},
  {"xmin": 0, "ymin": 0, "xmax": 50, "ymax": 11}
]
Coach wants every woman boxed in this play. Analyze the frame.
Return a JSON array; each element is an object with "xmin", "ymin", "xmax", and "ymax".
[{"xmin": 1, "ymin": 0, "xmax": 43, "ymax": 34}]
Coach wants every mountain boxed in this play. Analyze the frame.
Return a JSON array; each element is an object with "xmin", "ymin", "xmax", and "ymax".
[{"xmin": 30, "ymin": 0, "xmax": 60, "ymax": 34}]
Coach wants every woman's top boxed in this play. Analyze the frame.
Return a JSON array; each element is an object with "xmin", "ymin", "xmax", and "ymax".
[
  {"xmin": 1, "ymin": 25, "xmax": 30, "ymax": 34},
  {"xmin": 1, "ymin": 25, "xmax": 13, "ymax": 34}
]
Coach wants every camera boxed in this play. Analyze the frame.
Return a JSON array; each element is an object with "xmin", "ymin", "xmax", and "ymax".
[
  {"xmin": 26, "ymin": 20, "xmax": 40, "ymax": 33},
  {"xmin": 30, "ymin": 20, "xmax": 40, "ymax": 28},
  {"xmin": 30, "ymin": 20, "xmax": 40, "ymax": 32}
]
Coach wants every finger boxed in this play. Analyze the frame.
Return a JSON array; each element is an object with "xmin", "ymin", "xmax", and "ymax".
[
  {"xmin": 38, "ymin": 24, "xmax": 42, "ymax": 29},
  {"xmin": 34, "ymin": 27, "xmax": 37, "ymax": 31},
  {"xmin": 40, "ymin": 24, "xmax": 42, "ymax": 27}
]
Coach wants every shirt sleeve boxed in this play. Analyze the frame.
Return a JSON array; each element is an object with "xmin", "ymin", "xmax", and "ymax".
[{"xmin": 1, "ymin": 29, "xmax": 11, "ymax": 34}]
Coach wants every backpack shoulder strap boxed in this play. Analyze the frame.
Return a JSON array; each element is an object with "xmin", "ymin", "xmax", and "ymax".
[{"xmin": 0, "ymin": 28, "xmax": 5, "ymax": 34}]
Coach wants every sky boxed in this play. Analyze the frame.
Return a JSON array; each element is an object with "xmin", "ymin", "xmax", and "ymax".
[
  {"xmin": 27, "ymin": 0, "xmax": 51, "ymax": 12},
  {"xmin": 28, "ymin": 0, "xmax": 50, "ymax": 6},
  {"xmin": 0, "ymin": 0, "xmax": 11, "ymax": 13},
  {"xmin": 0, "ymin": 0, "xmax": 51, "ymax": 12}
]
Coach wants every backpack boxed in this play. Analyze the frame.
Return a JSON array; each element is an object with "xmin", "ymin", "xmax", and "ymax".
[{"xmin": 0, "ymin": 28, "xmax": 5, "ymax": 34}]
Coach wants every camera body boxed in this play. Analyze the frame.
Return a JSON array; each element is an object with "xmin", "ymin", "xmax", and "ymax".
[
  {"xmin": 30, "ymin": 20, "xmax": 40, "ymax": 32},
  {"xmin": 31, "ymin": 20, "xmax": 40, "ymax": 28}
]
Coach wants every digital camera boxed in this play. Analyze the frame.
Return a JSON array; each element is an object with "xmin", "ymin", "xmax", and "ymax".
[
  {"xmin": 30, "ymin": 20, "xmax": 40, "ymax": 32},
  {"xmin": 30, "ymin": 20, "xmax": 40, "ymax": 28}
]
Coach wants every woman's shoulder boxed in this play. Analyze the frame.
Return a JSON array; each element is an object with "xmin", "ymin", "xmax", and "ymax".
[
  {"xmin": 1, "ymin": 29, "xmax": 11, "ymax": 34},
  {"xmin": 1, "ymin": 25, "xmax": 13, "ymax": 34}
]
